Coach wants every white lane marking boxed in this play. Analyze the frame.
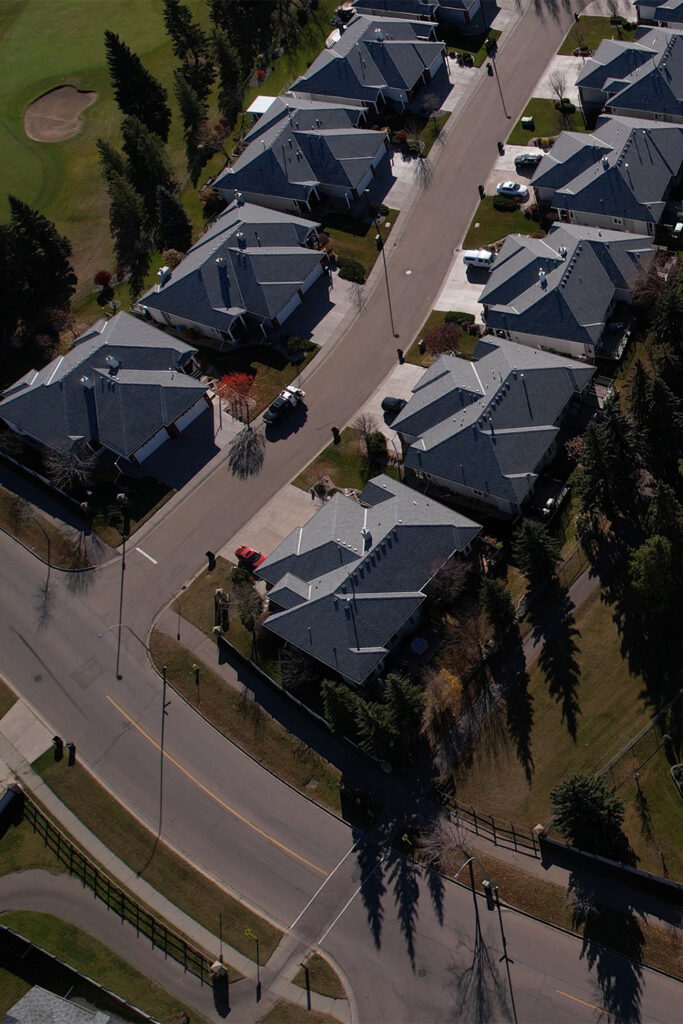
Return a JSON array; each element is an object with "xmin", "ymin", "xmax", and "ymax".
[
  {"xmin": 317, "ymin": 852, "xmax": 387, "ymax": 947},
  {"xmin": 289, "ymin": 838, "xmax": 360, "ymax": 930},
  {"xmin": 135, "ymin": 547, "xmax": 158, "ymax": 564}
]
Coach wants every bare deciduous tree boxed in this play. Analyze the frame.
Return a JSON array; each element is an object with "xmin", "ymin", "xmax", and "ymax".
[
  {"xmin": 227, "ymin": 425, "xmax": 266, "ymax": 479},
  {"xmin": 417, "ymin": 813, "xmax": 470, "ymax": 875},
  {"xmin": 44, "ymin": 443, "xmax": 97, "ymax": 492},
  {"xmin": 353, "ymin": 412, "xmax": 377, "ymax": 442},
  {"xmin": 548, "ymin": 69, "xmax": 569, "ymax": 105}
]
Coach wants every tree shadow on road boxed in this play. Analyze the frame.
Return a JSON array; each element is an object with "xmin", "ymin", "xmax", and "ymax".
[
  {"xmin": 569, "ymin": 872, "xmax": 644, "ymax": 1024},
  {"xmin": 387, "ymin": 852, "xmax": 420, "ymax": 969},
  {"xmin": 448, "ymin": 901, "xmax": 510, "ymax": 1023}
]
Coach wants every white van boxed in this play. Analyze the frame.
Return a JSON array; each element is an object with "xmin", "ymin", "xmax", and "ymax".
[{"xmin": 462, "ymin": 249, "xmax": 495, "ymax": 269}]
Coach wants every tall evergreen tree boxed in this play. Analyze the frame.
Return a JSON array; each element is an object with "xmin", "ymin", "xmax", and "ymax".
[
  {"xmin": 647, "ymin": 481, "xmax": 683, "ymax": 545},
  {"xmin": 0, "ymin": 223, "xmax": 26, "ymax": 342},
  {"xmin": 105, "ymin": 172, "xmax": 150, "ymax": 296},
  {"xmin": 551, "ymin": 773, "xmax": 625, "ymax": 857},
  {"xmin": 121, "ymin": 116, "xmax": 173, "ymax": 215},
  {"xmin": 212, "ymin": 29, "xmax": 244, "ymax": 126},
  {"xmin": 480, "ymin": 577, "xmax": 516, "ymax": 644},
  {"xmin": 104, "ymin": 30, "xmax": 171, "ymax": 141},
  {"xmin": 628, "ymin": 359, "xmax": 650, "ymax": 436},
  {"xmin": 596, "ymin": 397, "xmax": 642, "ymax": 521},
  {"xmin": 155, "ymin": 186, "xmax": 192, "ymax": 253},
  {"xmin": 95, "ymin": 139, "xmax": 127, "ymax": 187},
  {"xmin": 6, "ymin": 197, "xmax": 77, "ymax": 332},
  {"xmin": 173, "ymin": 71, "xmax": 210, "ymax": 184},
  {"xmin": 322, "ymin": 679, "xmax": 361, "ymax": 740},
  {"xmin": 163, "ymin": 0, "xmax": 215, "ymax": 99},
  {"xmin": 644, "ymin": 375, "xmax": 683, "ymax": 484},
  {"xmin": 651, "ymin": 282, "xmax": 683, "ymax": 351},
  {"xmin": 512, "ymin": 520, "xmax": 560, "ymax": 592}
]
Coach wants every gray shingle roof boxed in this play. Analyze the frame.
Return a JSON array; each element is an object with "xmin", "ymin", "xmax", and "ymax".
[
  {"xmin": 634, "ymin": 0, "xmax": 683, "ymax": 22},
  {"xmin": 577, "ymin": 28, "xmax": 683, "ymax": 117},
  {"xmin": 258, "ymin": 474, "xmax": 480, "ymax": 684},
  {"xmin": 291, "ymin": 13, "xmax": 443, "ymax": 104},
  {"xmin": 394, "ymin": 339, "xmax": 594, "ymax": 504},
  {"xmin": 244, "ymin": 96, "xmax": 366, "ymax": 144},
  {"xmin": 532, "ymin": 115, "xmax": 683, "ymax": 223},
  {"xmin": 4, "ymin": 985, "xmax": 121, "ymax": 1023},
  {"xmin": 0, "ymin": 313, "xmax": 206, "ymax": 459},
  {"xmin": 215, "ymin": 121, "xmax": 387, "ymax": 203},
  {"xmin": 139, "ymin": 200, "xmax": 324, "ymax": 333},
  {"xmin": 479, "ymin": 223, "xmax": 654, "ymax": 347}
]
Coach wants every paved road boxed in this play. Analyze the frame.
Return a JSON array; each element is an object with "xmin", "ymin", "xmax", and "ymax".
[{"xmin": 2, "ymin": 0, "xmax": 682, "ymax": 1020}]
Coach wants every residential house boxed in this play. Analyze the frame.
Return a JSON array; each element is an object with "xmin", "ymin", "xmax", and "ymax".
[
  {"xmin": 478, "ymin": 224, "xmax": 654, "ymax": 361},
  {"xmin": 635, "ymin": 0, "xmax": 683, "ymax": 27},
  {"xmin": 243, "ymin": 95, "xmax": 367, "ymax": 143},
  {"xmin": 290, "ymin": 13, "xmax": 446, "ymax": 112},
  {"xmin": 576, "ymin": 28, "xmax": 683, "ymax": 123},
  {"xmin": 437, "ymin": 0, "xmax": 483, "ymax": 33},
  {"xmin": 257, "ymin": 474, "xmax": 480, "ymax": 686},
  {"xmin": 0, "ymin": 312, "xmax": 209, "ymax": 472},
  {"xmin": 393, "ymin": 339, "xmax": 595, "ymax": 516},
  {"xmin": 136, "ymin": 199, "xmax": 325, "ymax": 348},
  {"xmin": 531, "ymin": 115, "xmax": 683, "ymax": 235},
  {"xmin": 213, "ymin": 107, "xmax": 389, "ymax": 215}
]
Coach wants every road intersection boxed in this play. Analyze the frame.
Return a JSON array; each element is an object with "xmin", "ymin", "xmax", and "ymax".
[{"xmin": 1, "ymin": 0, "xmax": 682, "ymax": 1019}]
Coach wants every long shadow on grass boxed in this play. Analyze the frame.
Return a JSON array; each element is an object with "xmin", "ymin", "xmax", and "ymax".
[
  {"xmin": 490, "ymin": 624, "xmax": 535, "ymax": 782},
  {"xmin": 530, "ymin": 581, "xmax": 581, "ymax": 740}
]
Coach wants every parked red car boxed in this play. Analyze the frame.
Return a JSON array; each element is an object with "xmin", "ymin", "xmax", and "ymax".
[{"xmin": 235, "ymin": 545, "xmax": 265, "ymax": 568}]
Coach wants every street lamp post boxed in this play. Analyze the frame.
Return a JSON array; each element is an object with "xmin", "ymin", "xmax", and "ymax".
[
  {"xmin": 490, "ymin": 53, "xmax": 509, "ymax": 119},
  {"xmin": 364, "ymin": 189, "xmax": 398, "ymax": 338},
  {"xmin": 113, "ymin": 494, "xmax": 130, "ymax": 681}
]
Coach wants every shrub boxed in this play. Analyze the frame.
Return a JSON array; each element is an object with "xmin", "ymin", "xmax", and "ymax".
[
  {"xmin": 366, "ymin": 430, "xmax": 388, "ymax": 463},
  {"xmin": 286, "ymin": 335, "xmax": 316, "ymax": 354},
  {"xmin": 231, "ymin": 566, "xmax": 252, "ymax": 588},
  {"xmin": 317, "ymin": 231, "xmax": 330, "ymax": 248},
  {"xmin": 94, "ymin": 269, "xmax": 113, "ymax": 289},
  {"xmin": 162, "ymin": 248, "xmax": 184, "ymax": 269},
  {"xmin": 396, "ymin": 128, "xmax": 408, "ymax": 145},
  {"xmin": 493, "ymin": 195, "xmax": 518, "ymax": 212},
  {"xmin": 444, "ymin": 310, "xmax": 475, "ymax": 326},
  {"xmin": 337, "ymin": 256, "xmax": 366, "ymax": 284},
  {"xmin": 376, "ymin": 203, "xmax": 389, "ymax": 217}
]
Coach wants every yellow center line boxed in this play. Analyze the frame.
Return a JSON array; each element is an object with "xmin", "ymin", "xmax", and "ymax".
[
  {"xmin": 106, "ymin": 694, "xmax": 327, "ymax": 877},
  {"xmin": 556, "ymin": 989, "xmax": 623, "ymax": 1020}
]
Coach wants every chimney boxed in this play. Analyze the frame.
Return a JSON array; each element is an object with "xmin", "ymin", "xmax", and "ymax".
[
  {"xmin": 80, "ymin": 376, "xmax": 93, "ymax": 389},
  {"xmin": 538, "ymin": 269, "xmax": 547, "ymax": 288},
  {"xmin": 157, "ymin": 265, "xmax": 171, "ymax": 286}
]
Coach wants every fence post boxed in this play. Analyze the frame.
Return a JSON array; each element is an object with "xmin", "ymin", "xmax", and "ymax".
[
  {"xmin": 136, "ymin": 902, "xmax": 140, "ymax": 938},
  {"xmin": 151, "ymin": 917, "xmax": 155, "ymax": 951},
  {"xmin": 69, "ymin": 844, "xmax": 73, "ymax": 875},
  {"xmin": 491, "ymin": 817, "xmax": 497, "ymax": 846},
  {"xmin": 511, "ymin": 823, "xmax": 517, "ymax": 852},
  {"xmin": 472, "ymin": 808, "xmax": 478, "ymax": 836}
]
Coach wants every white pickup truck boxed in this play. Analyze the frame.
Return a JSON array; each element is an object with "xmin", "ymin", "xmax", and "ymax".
[{"xmin": 263, "ymin": 385, "xmax": 305, "ymax": 424}]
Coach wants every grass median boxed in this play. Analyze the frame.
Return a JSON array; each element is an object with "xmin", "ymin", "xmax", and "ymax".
[
  {"xmin": 260, "ymin": 1000, "xmax": 342, "ymax": 1024},
  {"xmin": 32, "ymin": 749, "xmax": 281, "ymax": 964},
  {"xmin": 0, "ymin": 910, "xmax": 203, "ymax": 1023},
  {"xmin": 150, "ymin": 630, "xmax": 342, "ymax": 816},
  {"xmin": 293, "ymin": 953, "xmax": 346, "ymax": 1000}
]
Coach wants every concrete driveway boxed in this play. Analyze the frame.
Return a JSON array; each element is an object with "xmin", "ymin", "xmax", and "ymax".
[
  {"xmin": 435, "ymin": 254, "xmax": 489, "ymax": 318},
  {"xmin": 220, "ymin": 483, "xmax": 319, "ymax": 562},
  {"xmin": 354, "ymin": 362, "xmax": 425, "ymax": 442}
]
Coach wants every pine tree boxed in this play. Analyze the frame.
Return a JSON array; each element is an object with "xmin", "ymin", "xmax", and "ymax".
[
  {"xmin": 628, "ymin": 359, "xmax": 650, "ymax": 436},
  {"xmin": 512, "ymin": 520, "xmax": 560, "ymax": 592},
  {"xmin": 550, "ymin": 773, "xmax": 625, "ymax": 857},
  {"xmin": 155, "ymin": 186, "xmax": 192, "ymax": 253},
  {"xmin": 104, "ymin": 30, "xmax": 171, "ymax": 141},
  {"xmin": 646, "ymin": 481, "xmax": 683, "ymax": 545},
  {"xmin": 105, "ymin": 172, "xmax": 150, "ymax": 296},
  {"xmin": 0, "ymin": 223, "xmax": 26, "ymax": 342},
  {"xmin": 173, "ymin": 71, "xmax": 210, "ymax": 184},
  {"xmin": 6, "ymin": 196, "xmax": 77, "ymax": 331},
  {"xmin": 644, "ymin": 375, "xmax": 683, "ymax": 484},
  {"xmin": 163, "ymin": 0, "xmax": 215, "ymax": 99},
  {"xmin": 121, "ymin": 116, "xmax": 173, "ymax": 215},
  {"xmin": 212, "ymin": 29, "xmax": 244, "ymax": 126},
  {"xmin": 322, "ymin": 680, "xmax": 361, "ymax": 740},
  {"xmin": 95, "ymin": 139, "xmax": 127, "ymax": 188},
  {"xmin": 480, "ymin": 577, "xmax": 516, "ymax": 643},
  {"xmin": 597, "ymin": 397, "xmax": 642, "ymax": 521}
]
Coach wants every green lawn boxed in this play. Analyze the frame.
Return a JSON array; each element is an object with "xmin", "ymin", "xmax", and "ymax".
[
  {"xmin": 260, "ymin": 1000, "xmax": 342, "ymax": 1024},
  {"xmin": 506, "ymin": 98, "xmax": 589, "ymax": 145},
  {"xmin": 455, "ymin": 587, "xmax": 652, "ymax": 828},
  {"xmin": 322, "ymin": 209, "xmax": 399, "ymax": 279},
  {"xmin": 558, "ymin": 15, "xmax": 637, "ymax": 55},
  {"xmin": 292, "ymin": 427, "xmax": 399, "ymax": 492},
  {"xmin": 444, "ymin": 27, "xmax": 501, "ymax": 68},
  {"xmin": 0, "ymin": 676, "xmax": 17, "ymax": 720},
  {"xmin": 150, "ymin": 630, "xmax": 343, "ymax": 816},
  {"xmin": 463, "ymin": 197, "xmax": 539, "ymax": 249},
  {"xmin": 32, "ymin": 749, "xmax": 280, "ymax": 964},
  {"xmin": 293, "ymin": 953, "xmax": 346, "ymax": 1000},
  {"xmin": 619, "ymin": 742, "xmax": 683, "ymax": 881},
  {"xmin": 0, "ymin": 911, "xmax": 202, "ymax": 1023},
  {"xmin": 0, "ymin": 969, "xmax": 30, "ymax": 1020},
  {"xmin": 405, "ymin": 310, "xmax": 480, "ymax": 368},
  {"xmin": 0, "ymin": 484, "xmax": 90, "ymax": 568},
  {"xmin": 0, "ymin": 813, "xmax": 67, "ymax": 878}
]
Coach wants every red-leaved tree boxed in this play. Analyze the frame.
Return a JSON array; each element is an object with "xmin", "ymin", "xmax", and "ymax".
[
  {"xmin": 424, "ymin": 322, "xmax": 461, "ymax": 357},
  {"xmin": 216, "ymin": 372, "xmax": 255, "ymax": 421}
]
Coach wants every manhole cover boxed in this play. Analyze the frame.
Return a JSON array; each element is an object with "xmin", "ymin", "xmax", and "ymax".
[
  {"xmin": 33, "ymin": 674, "xmax": 42, "ymax": 682},
  {"xmin": 418, "ymin": 967, "xmax": 427, "ymax": 978}
]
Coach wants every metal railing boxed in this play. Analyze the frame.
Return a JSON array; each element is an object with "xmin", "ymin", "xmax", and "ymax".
[
  {"xmin": 21, "ymin": 793, "xmax": 213, "ymax": 985},
  {"xmin": 442, "ymin": 794, "xmax": 540, "ymax": 857}
]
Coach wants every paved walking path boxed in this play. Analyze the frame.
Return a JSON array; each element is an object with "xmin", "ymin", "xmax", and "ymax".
[{"xmin": 0, "ymin": 703, "xmax": 352, "ymax": 1024}]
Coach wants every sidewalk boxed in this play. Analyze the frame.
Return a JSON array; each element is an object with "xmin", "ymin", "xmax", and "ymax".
[{"xmin": 0, "ymin": 698, "xmax": 352, "ymax": 1024}]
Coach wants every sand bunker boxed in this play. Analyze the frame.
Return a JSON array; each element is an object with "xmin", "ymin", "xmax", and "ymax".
[{"xmin": 24, "ymin": 85, "xmax": 97, "ymax": 142}]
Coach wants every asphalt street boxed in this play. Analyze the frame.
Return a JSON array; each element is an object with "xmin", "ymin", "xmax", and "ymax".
[{"xmin": 1, "ymin": 0, "xmax": 682, "ymax": 1019}]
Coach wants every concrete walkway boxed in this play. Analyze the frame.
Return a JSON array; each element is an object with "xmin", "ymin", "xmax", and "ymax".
[{"xmin": 0, "ymin": 701, "xmax": 351, "ymax": 1024}]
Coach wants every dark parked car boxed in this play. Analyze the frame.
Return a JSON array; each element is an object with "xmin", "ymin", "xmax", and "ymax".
[{"xmin": 381, "ymin": 396, "xmax": 406, "ymax": 416}]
